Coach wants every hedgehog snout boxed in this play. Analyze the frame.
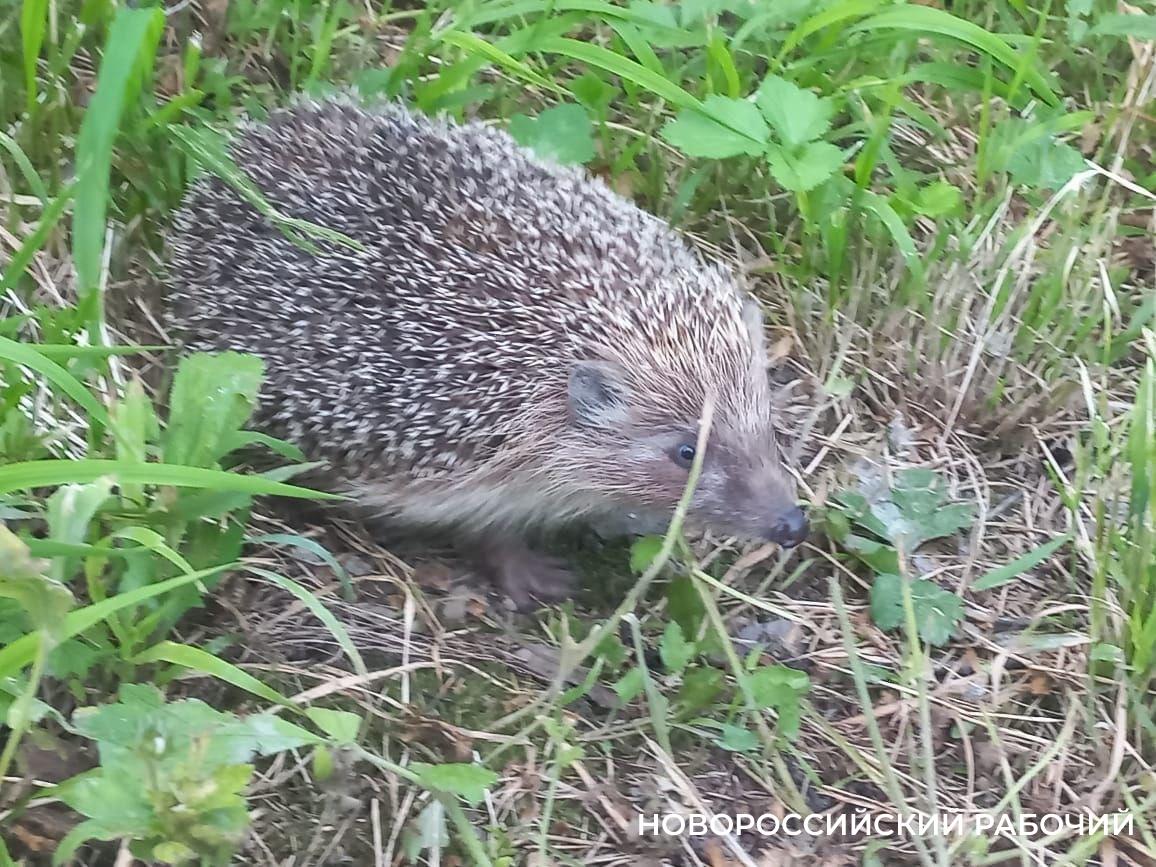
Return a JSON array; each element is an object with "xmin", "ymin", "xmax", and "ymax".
[{"xmin": 766, "ymin": 505, "xmax": 809, "ymax": 548}]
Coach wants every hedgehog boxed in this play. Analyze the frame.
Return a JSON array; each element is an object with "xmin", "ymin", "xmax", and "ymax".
[{"xmin": 166, "ymin": 97, "xmax": 808, "ymax": 609}]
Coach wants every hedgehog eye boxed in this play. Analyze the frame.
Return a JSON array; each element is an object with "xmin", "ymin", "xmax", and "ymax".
[{"xmin": 673, "ymin": 443, "xmax": 696, "ymax": 469}]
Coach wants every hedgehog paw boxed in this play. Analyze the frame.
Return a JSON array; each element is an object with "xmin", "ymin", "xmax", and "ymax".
[{"xmin": 478, "ymin": 541, "xmax": 577, "ymax": 611}]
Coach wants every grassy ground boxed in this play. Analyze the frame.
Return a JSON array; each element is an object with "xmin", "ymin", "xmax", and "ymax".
[{"xmin": 1, "ymin": 0, "xmax": 1155, "ymax": 864}]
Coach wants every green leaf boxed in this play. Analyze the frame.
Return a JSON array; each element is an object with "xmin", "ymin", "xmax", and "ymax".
[
  {"xmin": 629, "ymin": 535, "xmax": 663, "ymax": 574},
  {"xmin": 0, "ymin": 526, "xmax": 74, "ymax": 639},
  {"xmin": 717, "ymin": 723, "xmax": 758, "ymax": 753},
  {"xmin": 972, "ymin": 534, "xmax": 1072, "ymax": 591},
  {"xmin": 756, "ymin": 75, "xmax": 834, "ymax": 148},
  {"xmin": 661, "ymin": 95, "xmax": 768, "ymax": 158},
  {"xmin": 306, "ymin": 707, "xmax": 361, "ymax": 744},
  {"xmin": 913, "ymin": 181, "xmax": 963, "ymax": 218},
  {"xmin": 412, "ymin": 762, "xmax": 498, "ymax": 806},
  {"xmin": 765, "ymin": 140, "xmax": 845, "ymax": 192},
  {"xmin": 612, "ymin": 666, "xmax": 645, "ymax": 703},
  {"xmin": 46, "ymin": 477, "xmax": 114, "ymax": 584},
  {"xmin": 1091, "ymin": 13, "xmax": 1156, "ymax": 40},
  {"xmin": 536, "ymin": 37, "xmax": 701, "ymax": 111},
  {"xmin": 20, "ymin": 0, "xmax": 49, "ymax": 114},
  {"xmin": 55, "ymin": 769, "xmax": 154, "ymax": 835},
  {"xmin": 666, "ymin": 573, "xmax": 705, "ymax": 639},
  {"xmin": 1006, "ymin": 136, "xmax": 1086, "ymax": 190},
  {"xmin": 659, "ymin": 622, "xmax": 694, "ymax": 674},
  {"xmin": 676, "ymin": 666, "xmax": 723, "ymax": 713},
  {"xmin": 508, "ymin": 103, "xmax": 596, "ymax": 165},
  {"xmin": 0, "ymin": 566, "xmax": 228, "ymax": 677},
  {"xmin": 888, "ymin": 468, "xmax": 975, "ymax": 552},
  {"xmin": 164, "ymin": 352, "xmax": 265, "ymax": 468},
  {"xmin": 870, "ymin": 573, "xmax": 963, "ymax": 646}
]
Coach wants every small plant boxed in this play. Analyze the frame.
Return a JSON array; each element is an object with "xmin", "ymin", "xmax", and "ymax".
[
  {"xmin": 827, "ymin": 467, "xmax": 974, "ymax": 646},
  {"xmin": 54, "ymin": 684, "xmax": 318, "ymax": 865}
]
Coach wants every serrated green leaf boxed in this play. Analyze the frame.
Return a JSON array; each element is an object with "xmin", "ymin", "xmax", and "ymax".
[
  {"xmin": 756, "ymin": 75, "xmax": 834, "ymax": 147},
  {"xmin": 412, "ymin": 762, "xmax": 498, "ymax": 806},
  {"xmin": 870, "ymin": 574, "xmax": 963, "ymax": 646},
  {"xmin": 661, "ymin": 95, "xmax": 768, "ymax": 158},
  {"xmin": 306, "ymin": 707, "xmax": 361, "ymax": 744},
  {"xmin": 659, "ymin": 621, "xmax": 694, "ymax": 673},
  {"xmin": 613, "ymin": 666, "xmax": 645, "ymax": 703},
  {"xmin": 914, "ymin": 181, "xmax": 963, "ymax": 217},
  {"xmin": 765, "ymin": 141, "xmax": 845, "ymax": 192},
  {"xmin": 164, "ymin": 352, "xmax": 264, "ymax": 469}
]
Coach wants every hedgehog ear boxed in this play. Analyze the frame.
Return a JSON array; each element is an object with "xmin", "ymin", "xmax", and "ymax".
[{"xmin": 568, "ymin": 360, "xmax": 629, "ymax": 429}]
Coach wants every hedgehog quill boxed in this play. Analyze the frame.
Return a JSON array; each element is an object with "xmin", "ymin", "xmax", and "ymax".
[{"xmin": 166, "ymin": 98, "xmax": 808, "ymax": 609}]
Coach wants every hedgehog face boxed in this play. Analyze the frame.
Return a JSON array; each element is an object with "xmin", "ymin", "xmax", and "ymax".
[{"xmin": 566, "ymin": 359, "xmax": 808, "ymax": 548}]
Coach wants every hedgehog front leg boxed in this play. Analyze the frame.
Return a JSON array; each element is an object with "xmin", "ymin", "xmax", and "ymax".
[{"xmin": 475, "ymin": 537, "xmax": 577, "ymax": 611}]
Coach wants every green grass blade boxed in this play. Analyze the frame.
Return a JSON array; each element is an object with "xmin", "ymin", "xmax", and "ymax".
[
  {"xmin": 850, "ymin": 6, "xmax": 1058, "ymax": 106},
  {"xmin": 20, "ymin": 0, "xmax": 49, "ymax": 115},
  {"xmin": 133, "ymin": 640, "xmax": 297, "ymax": 708},
  {"xmin": 246, "ymin": 565, "xmax": 367, "ymax": 677},
  {"xmin": 0, "ymin": 460, "xmax": 341, "ymax": 499},
  {"xmin": 972, "ymin": 533, "xmax": 1072, "ymax": 591},
  {"xmin": 0, "ymin": 336, "xmax": 113, "ymax": 430},
  {"xmin": 72, "ymin": 5, "xmax": 164, "ymax": 337},
  {"xmin": 0, "ymin": 565, "xmax": 231, "ymax": 677},
  {"xmin": 0, "ymin": 184, "xmax": 75, "ymax": 292},
  {"xmin": 438, "ymin": 30, "xmax": 560, "ymax": 93},
  {"xmin": 535, "ymin": 37, "xmax": 702, "ymax": 111},
  {"xmin": 0, "ymin": 130, "xmax": 49, "ymax": 204}
]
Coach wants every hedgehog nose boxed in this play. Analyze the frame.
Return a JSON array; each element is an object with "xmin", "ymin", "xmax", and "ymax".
[{"xmin": 769, "ymin": 506, "xmax": 809, "ymax": 548}]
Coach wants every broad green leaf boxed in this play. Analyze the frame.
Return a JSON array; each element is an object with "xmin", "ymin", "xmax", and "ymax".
[
  {"xmin": 46, "ymin": 477, "xmax": 114, "ymax": 583},
  {"xmin": 0, "ymin": 526, "xmax": 74, "ymax": 639},
  {"xmin": 870, "ymin": 573, "xmax": 963, "ymax": 646},
  {"xmin": 717, "ymin": 723, "xmax": 758, "ymax": 752},
  {"xmin": 913, "ymin": 181, "xmax": 963, "ymax": 217},
  {"xmin": 612, "ymin": 666, "xmax": 645, "ymax": 703},
  {"xmin": 662, "ymin": 95, "xmax": 768, "ymax": 158},
  {"xmin": 412, "ymin": 762, "xmax": 498, "ymax": 806},
  {"xmin": 306, "ymin": 707, "xmax": 361, "ymax": 744},
  {"xmin": 1091, "ymin": 13, "xmax": 1156, "ymax": 39},
  {"xmin": 972, "ymin": 534, "xmax": 1072, "ymax": 591},
  {"xmin": 508, "ymin": 103, "xmax": 596, "ymax": 165},
  {"xmin": 765, "ymin": 141, "xmax": 846, "ymax": 192},
  {"xmin": 164, "ymin": 352, "xmax": 264, "ymax": 468},
  {"xmin": 756, "ymin": 75, "xmax": 834, "ymax": 148},
  {"xmin": 629, "ymin": 535, "xmax": 663, "ymax": 574},
  {"xmin": 1006, "ymin": 136, "xmax": 1086, "ymax": 190}
]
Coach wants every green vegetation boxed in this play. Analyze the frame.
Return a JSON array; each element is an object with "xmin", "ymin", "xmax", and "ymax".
[{"xmin": 1, "ymin": 0, "xmax": 1154, "ymax": 863}]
